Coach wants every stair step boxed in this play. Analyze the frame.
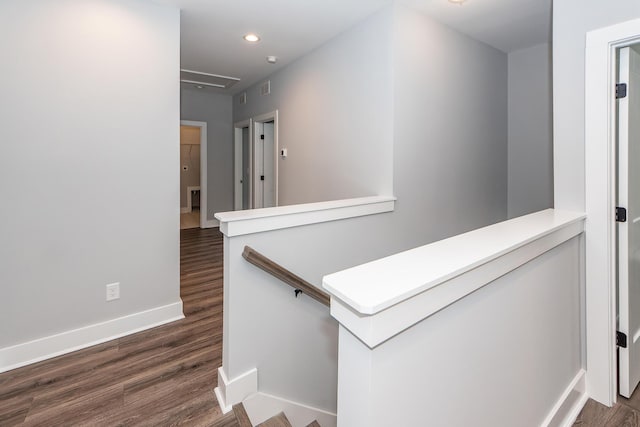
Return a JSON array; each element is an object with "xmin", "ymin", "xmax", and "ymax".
[
  {"xmin": 231, "ymin": 403, "xmax": 318, "ymax": 427},
  {"xmin": 232, "ymin": 403, "xmax": 252, "ymax": 427},
  {"xmin": 257, "ymin": 411, "xmax": 293, "ymax": 427}
]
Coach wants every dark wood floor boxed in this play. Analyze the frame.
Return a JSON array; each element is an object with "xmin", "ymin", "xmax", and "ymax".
[{"xmin": 0, "ymin": 227, "xmax": 238, "ymax": 426}]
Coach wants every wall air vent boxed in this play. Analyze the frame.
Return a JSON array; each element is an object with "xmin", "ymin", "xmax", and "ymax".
[
  {"xmin": 180, "ymin": 69, "xmax": 240, "ymax": 90},
  {"xmin": 239, "ymin": 92, "xmax": 247, "ymax": 105},
  {"xmin": 260, "ymin": 80, "xmax": 271, "ymax": 96}
]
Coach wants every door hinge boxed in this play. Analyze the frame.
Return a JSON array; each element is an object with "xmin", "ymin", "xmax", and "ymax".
[
  {"xmin": 617, "ymin": 83, "xmax": 628, "ymax": 99},
  {"xmin": 617, "ymin": 331, "xmax": 628, "ymax": 348},
  {"xmin": 617, "ymin": 207, "xmax": 627, "ymax": 222},
  {"xmin": 260, "ymin": 134, "xmax": 265, "ymax": 140},
  {"xmin": 260, "ymin": 175, "xmax": 265, "ymax": 181}
]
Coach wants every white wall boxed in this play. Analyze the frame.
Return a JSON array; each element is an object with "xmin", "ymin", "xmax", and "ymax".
[
  {"xmin": 337, "ymin": 236, "xmax": 582, "ymax": 427},
  {"xmin": 233, "ymin": 7, "xmax": 394, "ymax": 206},
  {"xmin": 555, "ymin": 1, "xmax": 640, "ymax": 407},
  {"xmin": 508, "ymin": 43, "xmax": 554, "ymax": 218},
  {"xmin": 181, "ymin": 88, "xmax": 234, "ymax": 219},
  {"xmin": 392, "ymin": 4, "xmax": 508, "ymax": 246},
  {"xmin": 0, "ymin": 0, "xmax": 180, "ymax": 359},
  {"xmin": 554, "ymin": 0, "xmax": 640, "ymax": 211}
]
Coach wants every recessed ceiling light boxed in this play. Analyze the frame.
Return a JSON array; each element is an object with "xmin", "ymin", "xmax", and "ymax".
[
  {"xmin": 448, "ymin": 0, "xmax": 467, "ymax": 4},
  {"xmin": 243, "ymin": 33, "xmax": 260, "ymax": 43},
  {"xmin": 195, "ymin": 85, "xmax": 205, "ymax": 89}
]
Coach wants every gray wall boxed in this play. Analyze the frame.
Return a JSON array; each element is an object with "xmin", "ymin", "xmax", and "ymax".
[
  {"xmin": 392, "ymin": 4, "xmax": 508, "ymax": 246},
  {"xmin": 508, "ymin": 43, "xmax": 554, "ymax": 218},
  {"xmin": 0, "ymin": 0, "xmax": 180, "ymax": 348},
  {"xmin": 554, "ymin": 0, "xmax": 640, "ymax": 211},
  {"xmin": 222, "ymin": 4, "xmax": 510, "ymax": 412},
  {"xmin": 181, "ymin": 88, "xmax": 234, "ymax": 219},
  {"xmin": 231, "ymin": 4, "xmax": 508, "ymax": 246},
  {"xmin": 233, "ymin": 7, "xmax": 394, "ymax": 206}
]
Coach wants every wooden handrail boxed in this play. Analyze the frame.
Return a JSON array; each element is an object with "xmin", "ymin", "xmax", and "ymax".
[{"xmin": 242, "ymin": 246, "xmax": 330, "ymax": 307}]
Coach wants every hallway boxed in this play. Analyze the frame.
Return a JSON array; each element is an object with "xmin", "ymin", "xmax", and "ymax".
[{"xmin": 0, "ymin": 228, "xmax": 235, "ymax": 426}]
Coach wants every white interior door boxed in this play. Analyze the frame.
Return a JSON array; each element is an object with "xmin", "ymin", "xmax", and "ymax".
[
  {"xmin": 234, "ymin": 129, "xmax": 242, "ymax": 210},
  {"xmin": 253, "ymin": 122, "xmax": 265, "ymax": 208},
  {"xmin": 233, "ymin": 121, "xmax": 252, "ymax": 210},
  {"xmin": 252, "ymin": 120, "xmax": 277, "ymax": 209},
  {"xmin": 618, "ymin": 45, "xmax": 640, "ymax": 398},
  {"xmin": 242, "ymin": 127, "xmax": 251, "ymax": 209},
  {"xmin": 263, "ymin": 121, "xmax": 275, "ymax": 208}
]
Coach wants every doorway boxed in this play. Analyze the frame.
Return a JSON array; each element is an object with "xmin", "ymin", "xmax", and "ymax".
[
  {"xmin": 253, "ymin": 118, "xmax": 276, "ymax": 208},
  {"xmin": 234, "ymin": 119, "xmax": 252, "ymax": 210},
  {"xmin": 180, "ymin": 120, "xmax": 207, "ymax": 229},
  {"xmin": 233, "ymin": 110, "xmax": 279, "ymax": 210},
  {"xmin": 616, "ymin": 44, "xmax": 640, "ymax": 399},
  {"xmin": 585, "ymin": 18, "xmax": 640, "ymax": 407}
]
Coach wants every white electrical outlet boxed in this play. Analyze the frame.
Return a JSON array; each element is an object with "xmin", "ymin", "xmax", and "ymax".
[{"xmin": 106, "ymin": 282, "xmax": 120, "ymax": 301}]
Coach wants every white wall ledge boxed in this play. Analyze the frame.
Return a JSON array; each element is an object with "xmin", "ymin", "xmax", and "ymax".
[
  {"xmin": 322, "ymin": 209, "xmax": 586, "ymax": 347},
  {"xmin": 215, "ymin": 196, "xmax": 396, "ymax": 237}
]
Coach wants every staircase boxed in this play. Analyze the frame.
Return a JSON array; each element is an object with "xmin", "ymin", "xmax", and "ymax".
[
  {"xmin": 223, "ymin": 248, "xmax": 333, "ymax": 427},
  {"xmin": 233, "ymin": 403, "xmax": 322, "ymax": 427}
]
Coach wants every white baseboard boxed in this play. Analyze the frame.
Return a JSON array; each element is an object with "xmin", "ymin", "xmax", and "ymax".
[
  {"xmin": 243, "ymin": 392, "xmax": 337, "ymax": 427},
  {"xmin": 181, "ymin": 207, "xmax": 191, "ymax": 214},
  {"xmin": 186, "ymin": 185, "xmax": 201, "ymax": 215},
  {"xmin": 202, "ymin": 217, "xmax": 219, "ymax": 229},
  {"xmin": 214, "ymin": 366, "xmax": 583, "ymax": 427},
  {"xmin": 543, "ymin": 369, "xmax": 588, "ymax": 427},
  {"xmin": 0, "ymin": 300, "xmax": 184, "ymax": 374},
  {"xmin": 214, "ymin": 367, "xmax": 258, "ymax": 414}
]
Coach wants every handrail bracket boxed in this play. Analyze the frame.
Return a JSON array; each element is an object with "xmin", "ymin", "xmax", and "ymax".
[{"xmin": 242, "ymin": 246, "xmax": 331, "ymax": 307}]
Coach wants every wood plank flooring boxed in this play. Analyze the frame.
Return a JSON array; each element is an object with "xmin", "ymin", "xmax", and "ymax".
[
  {"xmin": 256, "ymin": 413, "xmax": 291, "ymax": 427},
  {"xmin": 232, "ymin": 404, "xmax": 252, "ymax": 427},
  {"xmin": 0, "ymin": 227, "xmax": 237, "ymax": 427},
  {"xmin": 574, "ymin": 395, "xmax": 640, "ymax": 426}
]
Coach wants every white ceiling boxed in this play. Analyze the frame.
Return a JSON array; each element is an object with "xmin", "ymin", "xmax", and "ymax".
[
  {"xmin": 156, "ymin": 0, "xmax": 551, "ymax": 94},
  {"xmin": 399, "ymin": 0, "xmax": 552, "ymax": 53},
  {"xmin": 155, "ymin": 0, "xmax": 392, "ymax": 93}
]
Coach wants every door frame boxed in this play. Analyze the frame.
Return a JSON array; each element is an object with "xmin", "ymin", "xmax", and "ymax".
[
  {"xmin": 180, "ymin": 120, "xmax": 209, "ymax": 228},
  {"xmin": 233, "ymin": 119, "xmax": 252, "ymax": 210},
  {"xmin": 585, "ymin": 18, "xmax": 640, "ymax": 406},
  {"xmin": 252, "ymin": 110, "xmax": 279, "ymax": 208}
]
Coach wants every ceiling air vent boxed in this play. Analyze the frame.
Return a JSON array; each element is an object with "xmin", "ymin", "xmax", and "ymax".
[{"xmin": 180, "ymin": 69, "xmax": 240, "ymax": 90}]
